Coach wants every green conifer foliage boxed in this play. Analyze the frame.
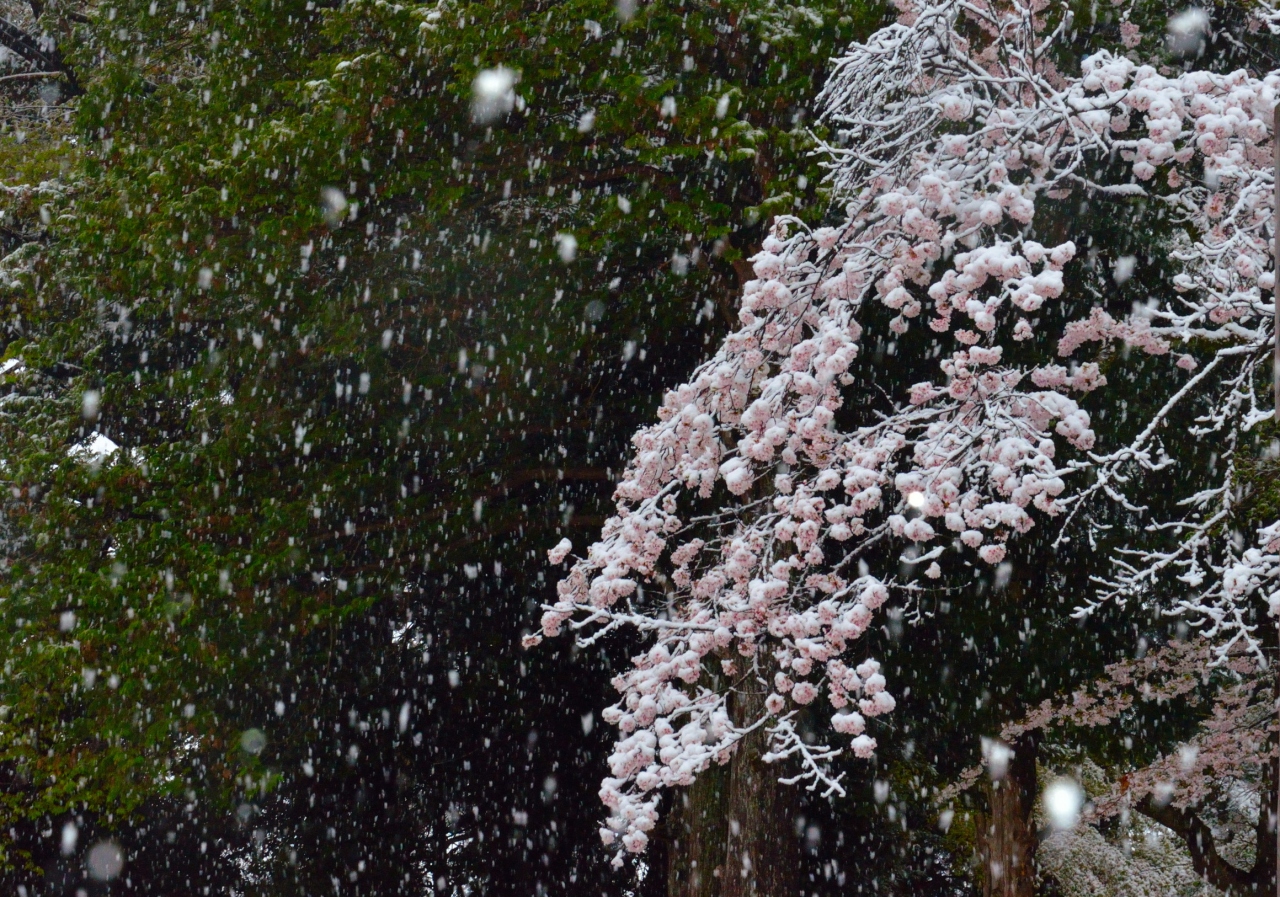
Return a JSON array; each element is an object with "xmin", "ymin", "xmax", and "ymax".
[{"xmin": 0, "ymin": 0, "xmax": 886, "ymax": 889}]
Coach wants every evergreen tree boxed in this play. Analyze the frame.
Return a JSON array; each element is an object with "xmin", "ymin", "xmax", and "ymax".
[{"xmin": 0, "ymin": 0, "xmax": 884, "ymax": 892}]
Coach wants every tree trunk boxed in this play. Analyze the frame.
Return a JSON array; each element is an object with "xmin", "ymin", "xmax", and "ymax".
[
  {"xmin": 976, "ymin": 733, "xmax": 1040, "ymax": 897},
  {"xmin": 1263, "ymin": 650, "xmax": 1279, "ymax": 897},
  {"xmin": 666, "ymin": 759, "xmax": 730, "ymax": 897},
  {"xmin": 1258, "ymin": 732, "xmax": 1278, "ymax": 897},
  {"xmin": 665, "ymin": 684, "xmax": 802, "ymax": 897},
  {"xmin": 721, "ymin": 685, "xmax": 802, "ymax": 897}
]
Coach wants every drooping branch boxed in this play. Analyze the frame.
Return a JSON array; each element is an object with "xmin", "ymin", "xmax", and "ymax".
[
  {"xmin": 1133, "ymin": 796, "xmax": 1258, "ymax": 895},
  {"xmin": 0, "ymin": 17, "xmax": 54, "ymax": 68},
  {"xmin": 0, "ymin": 16, "xmax": 80, "ymax": 96},
  {"xmin": 0, "ymin": 70, "xmax": 61, "ymax": 84},
  {"xmin": 542, "ymin": 0, "xmax": 1280, "ymax": 868}
]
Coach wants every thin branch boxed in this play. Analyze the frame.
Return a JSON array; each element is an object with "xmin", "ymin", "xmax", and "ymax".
[{"xmin": 0, "ymin": 70, "xmax": 65, "ymax": 85}]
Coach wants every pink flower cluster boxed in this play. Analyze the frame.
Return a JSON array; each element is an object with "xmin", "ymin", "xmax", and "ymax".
[
  {"xmin": 942, "ymin": 641, "xmax": 1274, "ymax": 824},
  {"xmin": 541, "ymin": 0, "xmax": 1280, "ymax": 862}
]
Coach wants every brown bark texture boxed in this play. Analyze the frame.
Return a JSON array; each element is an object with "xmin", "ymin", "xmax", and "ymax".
[
  {"xmin": 722, "ymin": 685, "xmax": 802, "ymax": 897},
  {"xmin": 976, "ymin": 733, "xmax": 1039, "ymax": 897},
  {"xmin": 666, "ymin": 683, "xmax": 801, "ymax": 897},
  {"xmin": 666, "ymin": 761, "xmax": 730, "ymax": 897}
]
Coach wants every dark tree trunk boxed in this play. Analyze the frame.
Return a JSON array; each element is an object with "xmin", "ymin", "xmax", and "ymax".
[
  {"xmin": 0, "ymin": 16, "xmax": 81, "ymax": 95},
  {"xmin": 665, "ymin": 684, "xmax": 802, "ymax": 897},
  {"xmin": 1258, "ymin": 734, "xmax": 1278, "ymax": 897},
  {"xmin": 666, "ymin": 759, "xmax": 730, "ymax": 897},
  {"xmin": 976, "ymin": 733, "xmax": 1039, "ymax": 897},
  {"xmin": 721, "ymin": 685, "xmax": 802, "ymax": 897}
]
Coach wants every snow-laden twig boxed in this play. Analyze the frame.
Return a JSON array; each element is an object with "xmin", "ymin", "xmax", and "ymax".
[{"xmin": 541, "ymin": 0, "xmax": 1280, "ymax": 860}]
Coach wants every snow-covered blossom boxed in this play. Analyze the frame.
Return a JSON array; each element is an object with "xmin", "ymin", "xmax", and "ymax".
[
  {"xmin": 943, "ymin": 639, "xmax": 1276, "ymax": 846},
  {"xmin": 544, "ymin": 0, "xmax": 1280, "ymax": 860}
]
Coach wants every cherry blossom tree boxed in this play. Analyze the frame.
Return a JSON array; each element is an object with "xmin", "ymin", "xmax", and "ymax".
[
  {"xmin": 944, "ymin": 639, "xmax": 1277, "ymax": 892},
  {"xmin": 536, "ymin": 0, "xmax": 1280, "ymax": 882}
]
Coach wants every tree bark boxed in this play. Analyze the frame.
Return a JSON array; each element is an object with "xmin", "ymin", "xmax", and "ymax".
[
  {"xmin": 1264, "ymin": 647, "xmax": 1278, "ymax": 897},
  {"xmin": 721, "ymin": 685, "xmax": 801, "ymax": 897},
  {"xmin": 665, "ymin": 684, "xmax": 802, "ymax": 897},
  {"xmin": 666, "ymin": 758, "xmax": 730, "ymax": 897},
  {"xmin": 1272, "ymin": 93, "xmax": 1280, "ymax": 897},
  {"xmin": 976, "ymin": 733, "xmax": 1040, "ymax": 897}
]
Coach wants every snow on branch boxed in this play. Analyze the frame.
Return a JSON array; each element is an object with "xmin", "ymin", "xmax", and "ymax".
[
  {"xmin": 941, "ymin": 640, "xmax": 1275, "ymax": 864},
  {"xmin": 540, "ymin": 0, "xmax": 1280, "ymax": 861}
]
